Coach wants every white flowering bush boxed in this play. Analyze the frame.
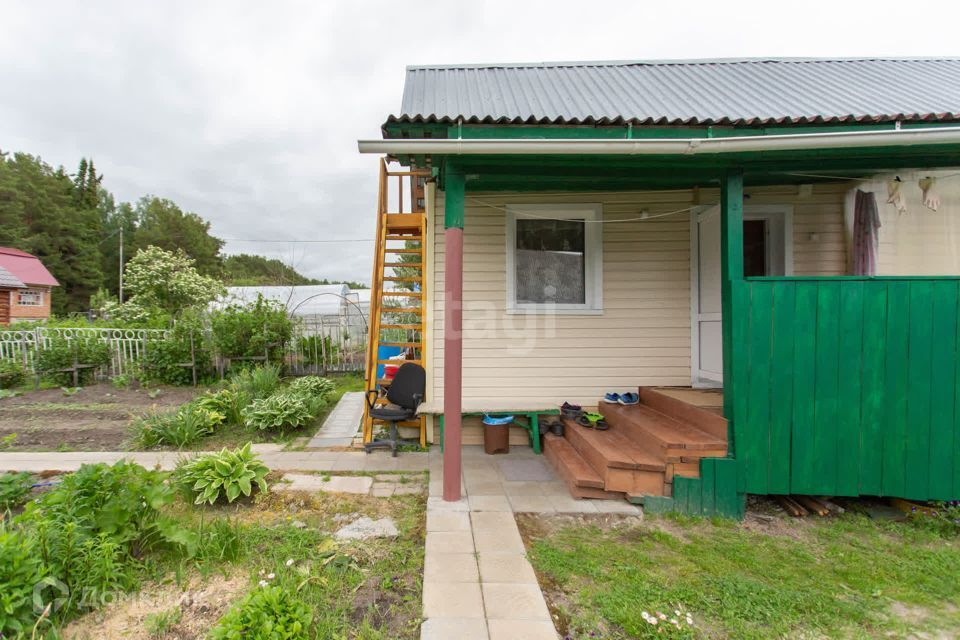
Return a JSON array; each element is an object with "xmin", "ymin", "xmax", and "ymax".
[{"xmin": 109, "ymin": 246, "xmax": 225, "ymax": 319}]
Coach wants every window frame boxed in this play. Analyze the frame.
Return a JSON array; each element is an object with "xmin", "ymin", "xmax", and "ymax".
[
  {"xmin": 17, "ymin": 288, "xmax": 43, "ymax": 307},
  {"xmin": 505, "ymin": 203, "xmax": 604, "ymax": 315}
]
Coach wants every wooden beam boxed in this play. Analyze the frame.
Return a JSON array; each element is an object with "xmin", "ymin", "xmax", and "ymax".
[{"xmin": 720, "ymin": 171, "xmax": 744, "ymax": 449}]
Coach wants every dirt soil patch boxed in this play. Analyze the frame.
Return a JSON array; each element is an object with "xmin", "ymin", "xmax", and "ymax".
[
  {"xmin": 0, "ymin": 384, "xmax": 200, "ymax": 451},
  {"xmin": 62, "ymin": 572, "xmax": 249, "ymax": 640}
]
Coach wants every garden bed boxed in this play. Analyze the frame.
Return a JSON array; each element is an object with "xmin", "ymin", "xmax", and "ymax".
[
  {"xmin": 517, "ymin": 502, "xmax": 960, "ymax": 639},
  {"xmin": 1, "ymin": 455, "xmax": 426, "ymax": 639},
  {"xmin": 0, "ymin": 384, "xmax": 200, "ymax": 451}
]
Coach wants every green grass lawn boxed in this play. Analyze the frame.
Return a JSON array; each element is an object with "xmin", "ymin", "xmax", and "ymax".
[{"xmin": 520, "ymin": 510, "xmax": 960, "ymax": 639}]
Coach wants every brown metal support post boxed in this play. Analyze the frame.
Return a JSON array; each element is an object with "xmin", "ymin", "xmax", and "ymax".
[{"xmin": 443, "ymin": 165, "xmax": 465, "ymax": 502}]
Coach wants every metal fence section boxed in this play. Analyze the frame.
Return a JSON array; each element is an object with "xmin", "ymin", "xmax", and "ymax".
[
  {"xmin": 286, "ymin": 313, "xmax": 366, "ymax": 375},
  {"xmin": 0, "ymin": 327, "xmax": 170, "ymax": 377}
]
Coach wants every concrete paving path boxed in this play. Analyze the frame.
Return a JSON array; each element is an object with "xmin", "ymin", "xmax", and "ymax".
[
  {"xmin": 420, "ymin": 445, "xmax": 642, "ymax": 640},
  {"xmin": 0, "ymin": 449, "xmax": 428, "ymax": 473},
  {"xmin": 307, "ymin": 391, "xmax": 365, "ymax": 448}
]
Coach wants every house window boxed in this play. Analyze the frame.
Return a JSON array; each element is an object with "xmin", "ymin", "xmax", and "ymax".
[
  {"xmin": 506, "ymin": 204, "xmax": 603, "ymax": 313},
  {"xmin": 17, "ymin": 289, "xmax": 43, "ymax": 307}
]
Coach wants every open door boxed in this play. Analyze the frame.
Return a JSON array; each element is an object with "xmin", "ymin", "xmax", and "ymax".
[{"xmin": 691, "ymin": 205, "xmax": 792, "ymax": 387}]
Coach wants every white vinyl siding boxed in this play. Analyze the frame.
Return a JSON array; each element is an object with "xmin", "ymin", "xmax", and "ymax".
[{"xmin": 426, "ymin": 183, "xmax": 848, "ymax": 443}]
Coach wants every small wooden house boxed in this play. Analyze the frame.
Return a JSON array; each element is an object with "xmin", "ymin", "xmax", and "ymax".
[
  {"xmin": 0, "ymin": 248, "xmax": 58, "ymax": 324},
  {"xmin": 359, "ymin": 58, "xmax": 960, "ymax": 517}
]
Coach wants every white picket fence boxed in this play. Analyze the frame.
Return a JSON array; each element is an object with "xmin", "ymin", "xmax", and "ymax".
[{"xmin": 0, "ymin": 327, "xmax": 170, "ymax": 377}]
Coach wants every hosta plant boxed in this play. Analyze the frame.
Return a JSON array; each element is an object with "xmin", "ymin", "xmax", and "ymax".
[
  {"xmin": 287, "ymin": 376, "xmax": 335, "ymax": 398},
  {"xmin": 193, "ymin": 387, "xmax": 250, "ymax": 426},
  {"xmin": 242, "ymin": 392, "xmax": 317, "ymax": 432},
  {"xmin": 175, "ymin": 444, "xmax": 269, "ymax": 505},
  {"xmin": 131, "ymin": 404, "xmax": 225, "ymax": 448},
  {"xmin": 209, "ymin": 585, "xmax": 312, "ymax": 640}
]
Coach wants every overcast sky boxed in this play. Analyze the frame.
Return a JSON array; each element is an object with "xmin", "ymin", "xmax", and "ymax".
[{"xmin": 2, "ymin": 0, "xmax": 958, "ymax": 284}]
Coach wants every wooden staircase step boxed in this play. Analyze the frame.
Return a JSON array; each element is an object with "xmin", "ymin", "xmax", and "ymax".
[
  {"xmin": 542, "ymin": 433, "xmax": 604, "ymax": 489},
  {"xmin": 385, "ymin": 235, "xmax": 422, "ymax": 241},
  {"xmin": 543, "ymin": 434, "xmax": 624, "ymax": 500},
  {"xmin": 384, "ymin": 262, "xmax": 422, "ymax": 268},
  {"xmin": 600, "ymin": 403, "xmax": 727, "ymax": 452},
  {"xmin": 562, "ymin": 417, "xmax": 665, "ymax": 473},
  {"xmin": 640, "ymin": 387, "xmax": 728, "ymax": 440}
]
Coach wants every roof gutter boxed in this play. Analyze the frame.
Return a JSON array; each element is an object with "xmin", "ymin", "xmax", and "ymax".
[{"xmin": 358, "ymin": 126, "xmax": 960, "ymax": 156}]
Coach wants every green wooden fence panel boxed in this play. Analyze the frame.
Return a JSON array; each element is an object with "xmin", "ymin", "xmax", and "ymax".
[
  {"xmin": 700, "ymin": 458, "xmax": 717, "ymax": 516},
  {"xmin": 882, "ymin": 282, "xmax": 910, "ymax": 498},
  {"xmin": 905, "ymin": 281, "xmax": 935, "ymax": 500},
  {"xmin": 836, "ymin": 282, "xmax": 864, "ymax": 495},
  {"xmin": 859, "ymin": 281, "xmax": 888, "ymax": 495},
  {"xmin": 790, "ymin": 282, "xmax": 819, "ymax": 493},
  {"xmin": 744, "ymin": 283, "xmax": 773, "ymax": 493},
  {"xmin": 813, "ymin": 282, "xmax": 841, "ymax": 493},
  {"xmin": 929, "ymin": 281, "xmax": 957, "ymax": 500},
  {"xmin": 732, "ymin": 276, "xmax": 960, "ymax": 500}
]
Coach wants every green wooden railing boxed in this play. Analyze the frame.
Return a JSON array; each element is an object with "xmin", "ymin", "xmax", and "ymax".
[{"xmin": 731, "ymin": 276, "xmax": 960, "ymax": 500}]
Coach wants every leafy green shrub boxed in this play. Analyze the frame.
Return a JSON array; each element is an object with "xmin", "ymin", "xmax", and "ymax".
[
  {"xmin": 193, "ymin": 387, "xmax": 251, "ymax": 426},
  {"xmin": 211, "ymin": 297, "xmax": 293, "ymax": 364},
  {"xmin": 0, "ymin": 524, "xmax": 46, "ymax": 637},
  {"xmin": 36, "ymin": 338, "xmax": 111, "ymax": 385},
  {"xmin": 18, "ymin": 461, "xmax": 172, "ymax": 552},
  {"xmin": 15, "ymin": 462, "xmax": 171, "ymax": 620},
  {"xmin": 230, "ymin": 365, "xmax": 282, "ymax": 400},
  {"xmin": 287, "ymin": 376, "xmax": 336, "ymax": 399},
  {"xmin": 0, "ymin": 359, "xmax": 26, "ymax": 389},
  {"xmin": 141, "ymin": 315, "xmax": 212, "ymax": 386},
  {"xmin": 242, "ymin": 392, "xmax": 318, "ymax": 432},
  {"xmin": 173, "ymin": 444, "xmax": 269, "ymax": 505},
  {"xmin": 0, "ymin": 472, "xmax": 33, "ymax": 511},
  {"xmin": 209, "ymin": 585, "xmax": 312, "ymax": 640},
  {"xmin": 131, "ymin": 405, "xmax": 225, "ymax": 449}
]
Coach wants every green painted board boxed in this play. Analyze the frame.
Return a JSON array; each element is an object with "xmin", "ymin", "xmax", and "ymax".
[
  {"xmin": 928, "ymin": 281, "xmax": 957, "ymax": 500},
  {"xmin": 882, "ymin": 282, "xmax": 910, "ymax": 497},
  {"xmin": 790, "ymin": 282, "xmax": 819, "ymax": 494},
  {"xmin": 905, "ymin": 281, "xmax": 935, "ymax": 500},
  {"xmin": 687, "ymin": 477, "xmax": 703, "ymax": 515},
  {"xmin": 674, "ymin": 476, "xmax": 690, "ymax": 513},
  {"xmin": 859, "ymin": 281, "xmax": 888, "ymax": 495},
  {"xmin": 836, "ymin": 282, "xmax": 865, "ymax": 496},
  {"xmin": 700, "ymin": 459, "xmax": 717, "ymax": 517},
  {"xmin": 714, "ymin": 458, "xmax": 741, "ymax": 517},
  {"xmin": 812, "ymin": 282, "xmax": 841, "ymax": 494},
  {"xmin": 731, "ymin": 281, "xmax": 751, "ymax": 475},
  {"xmin": 956, "ymin": 287, "xmax": 960, "ymax": 499},
  {"xmin": 744, "ymin": 283, "xmax": 773, "ymax": 493},
  {"xmin": 768, "ymin": 282, "xmax": 796, "ymax": 494}
]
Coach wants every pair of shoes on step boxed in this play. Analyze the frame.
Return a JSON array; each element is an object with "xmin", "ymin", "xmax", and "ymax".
[{"xmin": 601, "ymin": 392, "xmax": 639, "ymax": 405}]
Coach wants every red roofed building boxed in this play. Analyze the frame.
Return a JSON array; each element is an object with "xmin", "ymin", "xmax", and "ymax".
[{"xmin": 0, "ymin": 248, "xmax": 59, "ymax": 325}]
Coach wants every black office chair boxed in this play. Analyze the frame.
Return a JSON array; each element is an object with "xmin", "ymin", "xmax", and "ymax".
[{"xmin": 364, "ymin": 362, "xmax": 426, "ymax": 457}]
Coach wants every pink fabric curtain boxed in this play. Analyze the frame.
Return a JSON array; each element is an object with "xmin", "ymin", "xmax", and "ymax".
[{"xmin": 853, "ymin": 190, "xmax": 881, "ymax": 276}]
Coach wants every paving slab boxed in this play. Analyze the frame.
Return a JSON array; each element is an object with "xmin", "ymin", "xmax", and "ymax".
[
  {"xmin": 487, "ymin": 619, "xmax": 558, "ymax": 640},
  {"xmin": 307, "ymin": 391, "xmax": 364, "ymax": 448},
  {"xmin": 507, "ymin": 495, "xmax": 557, "ymax": 513},
  {"xmin": 334, "ymin": 516, "xmax": 398, "ymax": 540},
  {"xmin": 478, "ymin": 553, "xmax": 539, "ymax": 584},
  {"xmin": 421, "ymin": 618, "xmax": 488, "ymax": 640},
  {"xmin": 497, "ymin": 458, "xmax": 555, "ymax": 481},
  {"xmin": 426, "ymin": 531, "xmax": 475, "ymax": 554},
  {"xmin": 468, "ymin": 495, "xmax": 512, "ymax": 512},
  {"xmin": 279, "ymin": 473, "xmax": 373, "ymax": 494},
  {"xmin": 424, "ymin": 553, "xmax": 480, "ymax": 583},
  {"xmin": 426, "ymin": 511, "xmax": 471, "ymax": 532},
  {"xmin": 422, "ymin": 582, "xmax": 485, "ymax": 619},
  {"xmin": 481, "ymin": 583, "xmax": 552, "ymax": 620}
]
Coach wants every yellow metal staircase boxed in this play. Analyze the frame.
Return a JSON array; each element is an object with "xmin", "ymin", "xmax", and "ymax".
[{"xmin": 362, "ymin": 160, "xmax": 431, "ymax": 446}]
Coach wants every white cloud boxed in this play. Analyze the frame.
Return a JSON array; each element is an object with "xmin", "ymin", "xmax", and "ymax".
[{"xmin": 1, "ymin": 0, "xmax": 957, "ymax": 282}]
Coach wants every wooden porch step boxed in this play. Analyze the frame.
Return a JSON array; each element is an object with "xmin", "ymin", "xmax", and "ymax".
[
  {"xmin": 600, "ymin": 403, "xmax": 727, "ymax": 454},
  {"xmin": 562, "ymin": 417, "xmax": 665, "ymax": 473},
  {"xmin": 543, "ymin": 433, "xmax": 624, "ymax": 500},
  {"xmin": 542, "ymin": 432, "xmax": 604, "ymax": 489},
  {"xmin": 640, "ymin": 387, "xmax": 728, "ymax": 441}
]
